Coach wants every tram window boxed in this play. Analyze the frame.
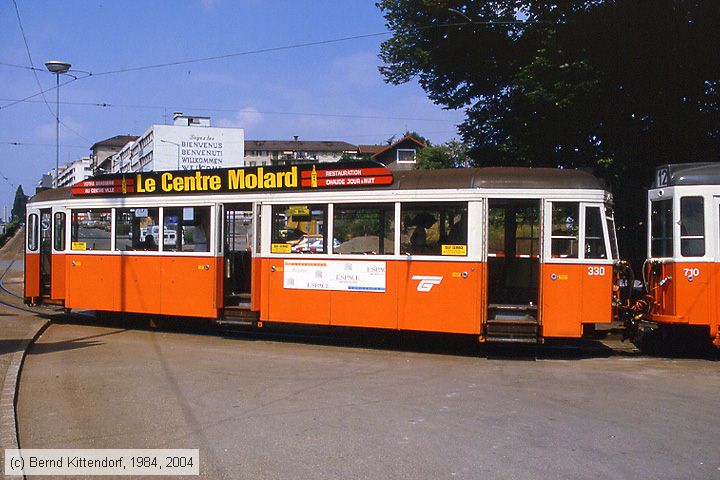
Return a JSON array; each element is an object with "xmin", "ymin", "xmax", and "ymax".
[
  {"xmin": 488, "ymin": 203, "xmax": 540, "ymax": 257},
  {"xmin": 28, "ymin": 214, "xmax": 38, "ymax": 251},
  {"xmin": 551, "ymin": 203, "xmax": 579, "ymax": 258},
  {"xmin": 70, "ymin": 209, "xmax": 111, "ymax": 250},
  {"xmin": 605, "ymin": 207, "xmax": 619, "ymax": 260},
  {"xmin": 333, "ymin": 204, "xmax": 394, "ymax": 255},
  {"xmin": 680, "ymin": 197, "xmax": 705, "ymax": 257},
  {"xmin": 401, "ymin": 203, "xmax": 468, "ymax": 256},
  {"xmin": 271, "ymin": 204, "xmax": 327, "ymax": 254},
  {"xmin": 651, "ymin": 199, "xmax": 673, "ymax": 257},
  {"xmin": 53, "ymin": 212, "xmax": 66, "ymax": 251},
  {"xmin": 584, "ymin": 206, "xmax": 606, "ymax": 259},
  {"xmin": 115, "ymin": 208, "xmax": 159, "ymax": 251},
  {"xmin": 163, "ymin": 206, "xmax": 211, "ymax": 252}
]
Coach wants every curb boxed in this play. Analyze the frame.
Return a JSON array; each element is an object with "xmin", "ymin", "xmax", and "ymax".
[{"xmin": 0, "ymin": 319, "xmax": 51, "ymax": 451}]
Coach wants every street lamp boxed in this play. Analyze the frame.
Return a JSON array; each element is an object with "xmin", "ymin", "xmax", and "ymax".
[
  {"xmin": 160, "ymin": 139, "xmax": 181, "ymax": 170},
  {"xmin": 44, "ymin": 60, "xmax": 71, "ymax": 188}
]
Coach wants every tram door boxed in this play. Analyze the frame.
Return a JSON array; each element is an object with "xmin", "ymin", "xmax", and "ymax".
[
  {"xmin": 485, "ymin": 199, "xmax": 541, "ymax": 340},
  {"xmin": 39, "ymin": 208, "xmax": 52, "ymax": 296},
  {"xmin": 223, "ymin": 204, "xmax": 254, "ymax": 306}
]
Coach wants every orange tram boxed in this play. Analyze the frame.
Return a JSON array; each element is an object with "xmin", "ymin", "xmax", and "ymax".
[
  {"xmin": 624, "ymin": 163, "xmax": 720, "ymax": 350},
  {"xmin": 26, "ymin": 162, "xmax": 625, "ymax": 344}
]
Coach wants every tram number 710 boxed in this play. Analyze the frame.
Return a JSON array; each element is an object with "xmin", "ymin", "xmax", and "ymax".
[
  {"xmin": 683, "ymin": 268, "xmax": 700, "ymax": 277},
  {"xmin": 587, "ymin": 266, "xmax": 606, "ymax": 276}
]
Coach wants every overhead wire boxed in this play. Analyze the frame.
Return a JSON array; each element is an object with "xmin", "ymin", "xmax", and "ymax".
[
  {"xmin": 87, "ymin": 18, "xmax": 543, "ymax": 77},
  {"xmin": 0, "ymin": 141, "xmax": 88, "ymax": 149},
  {"xmin": 0, "ymin": 15, "xmax": 543, "ymax": 108},
  {"xmin": 12, "ymin": 1, "xmax": 54, "ymax": 119},
  {"xmin": 0, "ymin": 60, "xmax": 43, "ymax": 71},
  {"xmin": 0, "ymin": 98, "xmax": 459, "ymax": 124},
  {"xmin": 10, "ymin": 0, "xmax": 93, "ymax": 144}
]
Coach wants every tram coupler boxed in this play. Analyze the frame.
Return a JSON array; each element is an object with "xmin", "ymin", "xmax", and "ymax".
[{"xmin": 624, "ymin": 318, "xmax": 658, "ymax": 345}]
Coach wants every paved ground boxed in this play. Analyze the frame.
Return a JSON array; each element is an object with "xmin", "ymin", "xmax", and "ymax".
[{"xmin": 16, "ymin": 320, "xmax": 720, "ymax": 480}]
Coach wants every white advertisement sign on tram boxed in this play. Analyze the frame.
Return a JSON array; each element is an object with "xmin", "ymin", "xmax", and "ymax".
[{"xmin": 283, "ymin": 260, "xmax": 386, "ymax": 292}]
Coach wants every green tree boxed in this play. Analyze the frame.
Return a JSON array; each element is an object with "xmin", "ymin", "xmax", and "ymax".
[
  {"xmin": 377, "ymin": 1, "xmax": 720, "ymax": 265},
  {"xmin": 416, "ymin": 140, "xmax": 468, "ymax": 169},
  {"xmin": 403, "ymin": 131, "xmax": 431, "ymax": 147},
  {"xmin": 11, "ymin": 185, "xmax": 26, "ymax": 221}
]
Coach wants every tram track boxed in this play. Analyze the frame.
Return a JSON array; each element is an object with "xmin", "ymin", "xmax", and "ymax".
[{"xmin": 0, "ymin": 229, "xmax": 60, "ymax": 316}]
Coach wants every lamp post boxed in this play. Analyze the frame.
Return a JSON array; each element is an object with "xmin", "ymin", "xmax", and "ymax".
[
  {"xmin": 44, "ymin": 60, "xmax": 71, "ymax": 188},
  {"xmin": 160, "ymin": 139, "xmax": 181, "ymax": 170}
]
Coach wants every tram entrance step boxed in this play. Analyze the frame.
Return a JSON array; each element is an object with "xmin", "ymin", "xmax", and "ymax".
[
  {"xmin": 485, "ymin": 305, "xmax": 539, "ymax": 343},
  {"xmin": 219, "ymin": 306, "xmax": 259, "ymax": 326},
  {"xmin": 224, "ymin": 293, "xmax": 251, "ymax": 306}
]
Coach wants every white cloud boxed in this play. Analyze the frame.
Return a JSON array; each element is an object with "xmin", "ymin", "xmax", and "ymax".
[
  {"xmin": 33, "ymin": 116, "xmax": 86, "ymax": 143},
  {"xmin": 217, "ymin": 107, "xmax": 263, "ymax": 129}
]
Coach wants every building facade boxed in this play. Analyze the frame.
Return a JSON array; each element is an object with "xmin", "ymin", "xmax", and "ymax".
[
  {"xmin": 244, "ymin": 138, "xmax": 357, "ymax": 166},
  {"xmin": 50, "ymin": 156, "xmax": 93, "ymax": 188},
  {"xmin": 112, "ymin": 113, "xmax": 245, "ymax": 173},
  {"xmin": 367, "ymin": 135, "xmax": 427, "ymax": 171},
  {"xmin": 91, "ymin": 135, "xmax": 139, "ymax": 174}
]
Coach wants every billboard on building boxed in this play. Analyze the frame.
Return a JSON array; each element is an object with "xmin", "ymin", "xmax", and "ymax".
[{"xmin": 153, "ymin": 125, "xmax": 245, "ymax": 171}]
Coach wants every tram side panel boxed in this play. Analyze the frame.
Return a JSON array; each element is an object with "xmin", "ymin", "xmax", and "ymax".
[
  {"xmin": 66, "ymin": 254, "xmax": 118, "ymax": 310},
  {"xmin": 330, "ymin": 261, "xmax": 398, "ymax": 329},
  {"xmin": 261, "ymin": 257, "xmax": 399, "ymax": 328},
  {"xmin": 649, "ymin": 262, "xmax": 715, "ymax": 329},
  {"xmin": 251, "ymin": 257, "xmax": 262, "ymax": 310},
  {"xmin": 51, "ymin": 254, "xmax": 66, "ymax": 301},
  {"xmin": 541, "ymin": 263, "xmax": 613, "ymax": 337},
  {"xmin": 398, "ymin": 260, "xmax": 481, "ymax": 335},
  {"xmin": 116, "ymin": 256, "xmax": 162, "ymax": 313},
  {"xmin": 261, "ymin": 258, "xmax": 332, "ymax": 325},
  {"xmin": 65, "ymin": 254, "xmax": 220, "ymax": 318},
  {"xmin": 159, "ymin": 256, "xmax": 219, "ymax": 317},
  {"xmin": 259, "ymin": 257, "xmax": 482, "ymax": 334},
  {"xmin": 25, "ymin": 252, "xmax": 40, "ymax": 299}
]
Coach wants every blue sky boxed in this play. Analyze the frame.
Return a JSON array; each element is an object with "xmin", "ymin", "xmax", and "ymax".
[{"xmin": 0, "ymin": 0, "xmax": 462, "ymax": 213}]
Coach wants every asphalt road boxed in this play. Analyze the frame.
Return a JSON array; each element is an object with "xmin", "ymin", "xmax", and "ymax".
[{"xmin": 17, "ymin": 322, "xmax": 720, "ymax": 480}]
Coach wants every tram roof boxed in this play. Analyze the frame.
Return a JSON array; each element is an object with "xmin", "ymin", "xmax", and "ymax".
[
  {"xmin": 654, "ymin": 162, "xmax": 720, "ymax": 187},
  {"xmin": 30, "ymin": 166, "xmax": 606, "ymax": 204},
  {"xmin": 382, "ymin": 167, "xmax": 605, "ymax": 191}
]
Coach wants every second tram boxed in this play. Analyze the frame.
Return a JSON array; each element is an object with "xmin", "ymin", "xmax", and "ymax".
[{"xmin": 629, "ymin": 163, "xmax": 720, "ymax": 348}]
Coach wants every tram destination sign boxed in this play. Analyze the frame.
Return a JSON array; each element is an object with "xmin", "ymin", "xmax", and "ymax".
[{"xmin": 71, "ymin": 162, "xmax": 393, "ymax": 196}]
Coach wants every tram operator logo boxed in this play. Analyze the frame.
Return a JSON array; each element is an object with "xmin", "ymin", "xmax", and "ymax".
[{"xmin": 412, "ymin": 275, "xmax": 443, "ymax": 292}]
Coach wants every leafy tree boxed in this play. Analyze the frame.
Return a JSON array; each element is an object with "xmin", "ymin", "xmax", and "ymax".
[
  {"xmin": 11, "ymin": 185, "xmax": 26, "ymax": 221},
  {"xmin": 403, "ymin": 131, "xmax": 431, "ymax": 146},
  {"xmin": 416, "ymin": 139, "xmax": 469, "ymax": 169},
  {"xmin": 339, "ymin": 152, "xmax": 360, "ymax": 162},
  {"xmin": 377, "ymin": 1, "xmax": 720, "ymax": 266}
]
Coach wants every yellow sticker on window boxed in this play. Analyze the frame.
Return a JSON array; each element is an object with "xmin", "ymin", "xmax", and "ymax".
[
  {"xmin": 271, "ymin": 243, "xmax": 292, "ymax": 253},
  {"xmin": 287, "ymin": 206, "xmax": 310, "ymax": 215},
  {"xmin": 71, "ymin": 242, "xmax": 87, "ymax": 250},
  {"xmin": 442, "ymin": 244, "xmax": 467, "ymax": 256}
]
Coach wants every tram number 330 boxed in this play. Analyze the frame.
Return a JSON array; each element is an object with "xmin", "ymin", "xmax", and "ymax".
[{"xmin": 587, "ymin": 266, "xmax": 606, "ymax": 276}]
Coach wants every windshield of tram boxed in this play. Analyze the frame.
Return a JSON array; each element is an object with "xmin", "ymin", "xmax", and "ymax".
[
  {"xmin": 650, "ymin": 199, "xmax": 673, "ymax": 257},
  {"xmin": 605, "ymin": 206, "xmax": 619, "ymax": 260}
]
